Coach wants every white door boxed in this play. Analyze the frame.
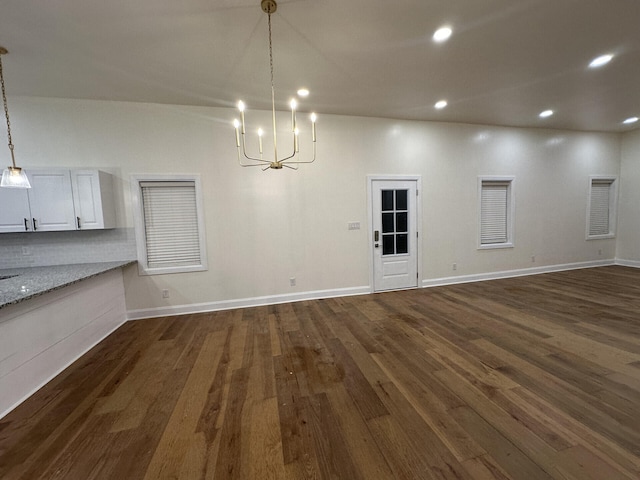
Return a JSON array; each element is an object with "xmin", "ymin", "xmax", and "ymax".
[
  {"xmin": 371, "ymin": 178, "xmax": 419, "ymax": 292},
  {"xmin": 72, "ymin": 170, "xmax": 102, "ymax": 229},
  {"xmin": 27, "ymin": 169, "xmax": 76, "ymax": 231}
]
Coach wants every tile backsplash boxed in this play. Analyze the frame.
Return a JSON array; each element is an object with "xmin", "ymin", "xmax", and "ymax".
[{"xmin": 0, "ymin": 228, "xmax": 137, "ymax": 269}]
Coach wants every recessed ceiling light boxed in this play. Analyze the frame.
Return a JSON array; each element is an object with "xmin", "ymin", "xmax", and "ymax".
[
  {"xmin": 589, "ymin": 54, "xmax": 614, "ymax": 68},
  {"xmin": 297, "ymin": 88, "xmax": 309, "ymax": 97},
  {"xmin": 433, "ymin": 26, "xmax": 452, "ymax": 43},
  {"xmin": 539, "ymin": 109, "xmax": 554, "ymax": 118},
  {"xmin": 435, "ymin": 100, "xmax": 448, "ymax": 109},
  {"xmin": 623, "ymin": 116, "xmax": 639, "ymax": 124}
]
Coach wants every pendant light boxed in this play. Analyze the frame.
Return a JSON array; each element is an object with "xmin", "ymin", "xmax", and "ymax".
[
  {"xmin": 233, "ymin": 0, "xmax": 317, "ymax": 170},
  {"xmin": 0, "ymin": 46, "xmax": 30, "ymax": 189}
]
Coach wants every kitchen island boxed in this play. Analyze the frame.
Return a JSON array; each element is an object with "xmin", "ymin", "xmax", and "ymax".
[{"xmin": 0, "ymin": 261, "xmax": 135, "ymax": 418}]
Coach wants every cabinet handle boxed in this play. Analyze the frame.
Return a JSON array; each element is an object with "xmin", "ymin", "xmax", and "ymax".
[
  {"xmin": 24, "ymin": 218, "xmax": 29, "ymax": 231},
  {"xmin": 32, "ymin": 218, "xmax": 37, "ymax": 231},
  {"xmin": 77, "ymin": 216, "xmax": 81, "ymax": 229}
]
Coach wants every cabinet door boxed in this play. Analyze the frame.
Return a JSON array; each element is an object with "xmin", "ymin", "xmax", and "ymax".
[
  {"xmin": 71, "ymin": 170, "xmax": 116, "ymax": 229},
  {"xmin": 26, "ymin": 169, "xmax": 76, "ymax": 231},
  {"xmin": 0, "ymin": 187, "xmax": 31, "ymax": 233}
]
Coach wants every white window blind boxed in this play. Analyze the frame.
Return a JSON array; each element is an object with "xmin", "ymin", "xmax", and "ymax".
[
  {"xmin": 141, "ymin": 181, "xmax": 202, "ymax": 269},
  {"xmin": 589, "ymin": 180, "xmax": 612, "ymax": 236},
  {"xmin": 480, "ymin": 181, "xmax": 509, "ymax": 244}
]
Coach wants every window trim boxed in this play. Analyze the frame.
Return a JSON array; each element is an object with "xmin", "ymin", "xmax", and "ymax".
[
  {"xmin": 586, "ymin": 175, "xmax": 618, "ymax": 240},
  {"xmin": 477, "ymin": 175, "xmax": 515, "ymax": 250},
  {"xmin": 131, "ymin": 174, "xmax": 208, "ymax": 275}
]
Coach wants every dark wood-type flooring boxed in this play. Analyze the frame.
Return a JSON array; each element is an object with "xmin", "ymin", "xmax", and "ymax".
[{"xmin": 1, "ymin": 266, "xmax": 640, "ymax": 479}]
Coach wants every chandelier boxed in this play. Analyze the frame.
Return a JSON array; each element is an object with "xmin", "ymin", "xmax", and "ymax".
[
  {"xmin": 233, "ymin": 0, "xmax": 317, "ymax": 170},
  {"xmin": 0, "ymin": 46, "xmax": 31, "ymax": 188}
]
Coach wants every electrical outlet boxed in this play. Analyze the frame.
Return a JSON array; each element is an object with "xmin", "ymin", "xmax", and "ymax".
[
  {"xmin": 290, "ymin": 277, "xmax": 296, "ymax": 287},
  {"xmin": 348, "ymin": 222, "xmax": 360, "ymax": 230},
  {"xmin": 452, "ymin": 263, "xmax": 457, "ymax": 271},
  {"xmin": 21, "ymin": 246, "xmax": 31, "ymax": 256},
  {"xmin": 531, "ymin": 255, "xmax": 536, "ymax": 263},
  {"xmin": 598, "ymin": 249, "xmax": 602, "ymax": 256},
  {"xmin": 162, "ymin": 289, "xmax": 170, "ymax": 299}
]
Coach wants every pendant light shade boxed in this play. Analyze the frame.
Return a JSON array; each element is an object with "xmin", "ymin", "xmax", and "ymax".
[{"xmin": 1, "ymin": 166, "xmax": 31, "ymax": 188}]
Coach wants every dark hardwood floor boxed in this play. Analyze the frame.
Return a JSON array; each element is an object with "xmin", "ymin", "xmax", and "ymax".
[{"xmin": 1, "ymin": 266, "xmax": 640, "ymax": 479}]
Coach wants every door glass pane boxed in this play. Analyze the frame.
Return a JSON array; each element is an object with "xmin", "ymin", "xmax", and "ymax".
[
  {"xmin": 395, "ymin": 190, "xmax": 408, "ymax": 210},
  {"xmin": 382, "ymin": 213, "xmax": 394, "ymax": 233},
  {"xmin": 396, "ymin": 212, "xmax": 407, "ymax": 232},
  {"xmin": 396, "ymin": 234, "xmax": 408, "ymax": 254},
  {"xmin": 383, "ymin": 235, "xmax": 394, "ymax": 255},
  {"xmin": 382, "ymin": 190, "xmax": 394, "ymax": 211}
]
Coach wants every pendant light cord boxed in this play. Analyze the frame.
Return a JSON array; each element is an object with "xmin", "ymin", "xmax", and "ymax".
[{"xmin": 0, "ymin": 54, "xmax": 16, "ymax": 168}]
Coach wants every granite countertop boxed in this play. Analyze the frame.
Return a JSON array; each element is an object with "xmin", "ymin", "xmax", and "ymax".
[{"xmin": 0, "ymin": 261, "xmax": 136, "ymax": 310}]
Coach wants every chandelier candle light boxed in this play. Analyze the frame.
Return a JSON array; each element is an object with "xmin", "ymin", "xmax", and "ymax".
[
  {"xmin": 233, "ymin": 0, "xmax": 317, "ymax": 170},
  {"xmin": 0, "ymin": 46, "xmax": 30, "ymax": 188}
]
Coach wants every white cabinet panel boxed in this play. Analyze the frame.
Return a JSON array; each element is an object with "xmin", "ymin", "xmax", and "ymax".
[
  {"xmin": 71, "ymin": 170, "xmax": 116, "ymax": 230},
  {"xmin": 0, "ymin": 187, "xmax": 31, "ymax": 233},
  {"xmin": 26, "ymin": 169, "xmax": 76, "ymax": 231}
]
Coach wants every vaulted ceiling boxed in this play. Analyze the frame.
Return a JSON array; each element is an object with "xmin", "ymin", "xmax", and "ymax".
[{"xmin": 1, "ymin": 0, "xmax": 640, "ymax": 132}]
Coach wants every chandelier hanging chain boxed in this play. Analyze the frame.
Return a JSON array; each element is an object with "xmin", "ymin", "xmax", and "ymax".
[
  {"xmin": 0, "ymin": 53, "xmax": 16, "ymax": 167},
  {"xmin": 267, "ymin": 10, "xmax": 279, "ymax": 163},
  {"xmin": 268, "ymin": 11, "xmax": 274, "ymax": 93}
]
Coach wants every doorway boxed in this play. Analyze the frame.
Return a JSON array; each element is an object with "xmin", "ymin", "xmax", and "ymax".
[{"xmin": 368, "ymin": 176, "xmax": 420, "ymax": 292}]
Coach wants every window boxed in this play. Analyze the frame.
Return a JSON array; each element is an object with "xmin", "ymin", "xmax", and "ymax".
[
  {"xmin": 381, "ymin": 189, "xmax": 409, "ymax": 255},
  {"xmin": 131, "ymin": 175, "xmax": 208, "ymax": 275},
  {"xmin": 587, "ymin": 176, "xmax": 617, "ymax": 240},
  {"xmin": 478, "ymin": 176, "xmax": 514, "ymax": 249}
]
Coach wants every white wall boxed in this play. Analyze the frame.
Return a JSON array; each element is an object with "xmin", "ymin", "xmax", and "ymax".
[
  {"xmin": 618, "ymin": 128, "xmax": 640, "ymax": 263},
  {"xmin": 7, "ymin": 97, "xmax": 622, "ymax": 313}
]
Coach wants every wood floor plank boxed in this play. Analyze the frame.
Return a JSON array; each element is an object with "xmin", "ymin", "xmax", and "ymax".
[
  {"xmin": 434, "ymin": 367, "xmax": 561, "ymax": 476},
  {"xmin": 143, "ymin": 328, "xmax": 229, "ymax": 479},
  {"xmin": 553, "ymin": 444, "xmax": 635, "ymax": 480},
  {"xmin": 508, "ymin": 386, "xmax": 640, "ymax": 478},
  {"xmin": 324, "ymin": 384, "xmax": 396, "ymax": 478},
  {"xmin": 246, "ymin": 397, "xmax": 286, "ymax": 480},
  {"xmin": 474, "ymin": 338, "xmax": 640, "ymax": 451},
  {"xmin": 371, "ymin": 351, "xmax": 486, "ymax": 462},
  {"xmin": 449, "ymin": 405, "xmax": 554, "ymax": 480},
  {"xmin": 1, "ymin": 266, "xmax": 640, "ymax": 479}
]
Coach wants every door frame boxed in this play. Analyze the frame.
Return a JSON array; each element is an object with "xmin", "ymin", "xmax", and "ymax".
[{"xmin": 367, "ymin": 174, "xmax": 423, "ymax": 293}]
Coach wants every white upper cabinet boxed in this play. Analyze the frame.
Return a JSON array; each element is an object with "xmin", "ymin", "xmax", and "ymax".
[
  {"xmin": 27, "ymin": 169, "xmax": 77, "ymax": 231},
  {"xmin": 0, "ymin": 168, "xmax": 117, "ymax": 233},
  {"xmin": 71, "ymin": 170, "xmax": 116, "ymax": 230}
]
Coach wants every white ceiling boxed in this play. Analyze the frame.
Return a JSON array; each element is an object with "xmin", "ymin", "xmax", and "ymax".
[{"xmin": 1, "ymin": 0, "xmax": 640, "ymax": 132}]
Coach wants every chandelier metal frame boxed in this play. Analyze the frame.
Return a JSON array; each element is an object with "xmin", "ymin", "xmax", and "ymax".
[{"xmin": 233, "ymin": 0, "xmax": 317, "ymax": 170}]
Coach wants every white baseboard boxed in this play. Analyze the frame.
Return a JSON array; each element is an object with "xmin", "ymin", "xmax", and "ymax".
[
  {"xmin": 128, "ymin": 260, "xmax": 630, "ymax": 320},
  {"xmin": 421, "ymin": 259, "xmax": 616, "ymax": 288},
  {"xmin": 126, "ymin": 285, "xmax": 371, "ymax": 321},
  {"xmin": 615, "ymin": 258, "xmax": 640, "ymax": 268}
]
